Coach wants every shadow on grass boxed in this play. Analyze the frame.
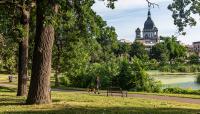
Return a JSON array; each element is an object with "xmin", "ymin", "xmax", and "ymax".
[
  {"xmin": 0, "ymin": 97, "xmax": 25, "ymax": 106},
  {"xmin": 0, "ymin": 86, "xmax": 16, "ymax": 92},
  {"xmin": 0, "ymin": 97, "xmax": 61, "ymax": 106},
  {"xmin": 4, "ymin": 106, "xmax": 200, "ymax": 114}
]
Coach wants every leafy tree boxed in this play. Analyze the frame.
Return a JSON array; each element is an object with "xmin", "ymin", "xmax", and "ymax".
[
  {"xmin": 51, "ymin": 0, "xmax": 119, "ymax": 89},
  {"xmin": 26, "ymin": 1, "xmax": 58, "ymax": 104},
  {"xmin": 96, "ymin": 26, "xmax": 118, "ymax": 62},
  {"xmin": 168, "ymin": 0, "xmax": 199, "ymax": 33},
  {"xmin": 0, "ymin": 38, "xmax": 18, "ymax": 74},
  {"xmin": 129, "ymin": 42, "xmax": 148, "ymax": 61},
  {"xmin": 164, "ymin": 37, "xmax": 186, "ymax": 65},
  {"xmin": 116, "ymin": 57, "xmax": 161, "ymax": 92},
  {"xmin": 0, "ymin": 0, "xmax": 34, "ymax": 96},
  {"xmin": 150, "ymin": 42, "xmax": 169, "ymax": 65},
  {"xmin": 189, "ymin": 54, "xmax": 200, "ymax": 64},
  {"xmin": 116, "ymin": 42, "xmax": 131, "ymax": 57}
]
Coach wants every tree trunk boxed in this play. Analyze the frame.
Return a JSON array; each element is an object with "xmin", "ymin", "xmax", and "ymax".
[
  {"xmin": 17, "ymin": 9, "xmax": 30, "ymax": 96},
  {"xmin": 26, "ymin": 2, "xmax": 55, "ymax": 104}
]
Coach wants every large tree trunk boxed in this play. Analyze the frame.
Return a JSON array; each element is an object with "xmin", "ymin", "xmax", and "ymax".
[
  {"xmin": 17, "ymin": 9, "xmax": 30, "ymax": 96},
  {"xmin": 26, "ymin": 2, "xmax": 55, "ymax": 104}
]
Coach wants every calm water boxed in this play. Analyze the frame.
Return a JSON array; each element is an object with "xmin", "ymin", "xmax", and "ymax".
[{"xmin": 149, "ymin": 72, "xmax": 200, "ymax": 90}]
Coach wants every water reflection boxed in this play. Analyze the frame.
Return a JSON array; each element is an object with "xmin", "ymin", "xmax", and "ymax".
[{"xmin": 150, "ymin": 73, "xmax": 200, "ymax": 90}]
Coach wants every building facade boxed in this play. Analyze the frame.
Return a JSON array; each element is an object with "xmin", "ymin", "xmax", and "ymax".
[
  {"xmin": 193, "ymin": 41, "xmax": 200, "ymax": 57},
  {"xmin": 135, "ymin": 9, "xmax": 160, "ymax": 51}
]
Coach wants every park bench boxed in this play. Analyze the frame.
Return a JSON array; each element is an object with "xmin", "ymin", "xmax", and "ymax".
[{"xmin": 107, "ymin": 87, "xmax": 127, "ymax": 97}]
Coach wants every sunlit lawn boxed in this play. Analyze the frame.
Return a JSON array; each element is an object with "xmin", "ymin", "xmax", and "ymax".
[
  {"xmin": 1, "ymin": 73, "xmax": 200, "ymax": 114},
  {"xmin": 0, "ymin": 88, "xmax": 200, "ymax": 114},
  {"xmin": 0, "ymin": 74, "xmax": 17, "ymax": 87}
]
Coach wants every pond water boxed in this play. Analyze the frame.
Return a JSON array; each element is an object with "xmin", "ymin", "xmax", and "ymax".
[{"xmin": 149, "ymin": 72, "xmax": 200, "ymax": 90}]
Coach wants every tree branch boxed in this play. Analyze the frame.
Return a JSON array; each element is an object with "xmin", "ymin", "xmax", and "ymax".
[{"xmin": 146, "ymin": 0, "xmax": 159, "ymax": 8}]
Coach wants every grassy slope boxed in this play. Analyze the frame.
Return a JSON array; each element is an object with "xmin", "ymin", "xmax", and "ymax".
[{"xmin": 0, "ymin": 89, "xmax": 200, "ymax": 114}]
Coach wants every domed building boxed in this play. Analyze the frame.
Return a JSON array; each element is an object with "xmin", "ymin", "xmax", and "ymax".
[{"xmin": 135, "ymin": 9, "xmax": 160, "ymax": 51}]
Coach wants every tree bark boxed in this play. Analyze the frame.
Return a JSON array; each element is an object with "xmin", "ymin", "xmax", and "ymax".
[
  {"xmin": 26, "ymin": 2, "xmax": 55, "ymax": 104},
  {"xmin": 17, "ymin": 9, "xmax": 30, "ymax": 96}
]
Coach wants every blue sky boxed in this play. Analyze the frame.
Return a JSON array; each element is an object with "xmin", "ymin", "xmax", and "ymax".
[{"xmin": 92, "ymin": 0, "xmax": 200, "ymax": 45}]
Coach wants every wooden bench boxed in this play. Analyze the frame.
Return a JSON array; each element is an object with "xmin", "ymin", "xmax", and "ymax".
[{"xmin": 107, "ymin": 87, "xmax": 127, "ymax": 97}]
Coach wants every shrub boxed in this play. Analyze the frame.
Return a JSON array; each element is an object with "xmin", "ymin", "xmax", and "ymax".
[
  {"xmin": 177, "ymin": 66, "xmax": 189, "ymax": 72},
  {"xmin": 124, "ymin": 57, "xmax": 161, "ymax": 92},
  {"xmin": 159, "ymin": 65, "xmax": 171, "ymax": 72},
  {"xmin": 163, "ymin": 87, "xmax": 200, "ymax": 95},
  {"xmin": 60, "ymin": 76, "xmax": 70, "ymax": 87},
  {"xmin": 197, "ymin": 74, "xmax": 200, "ymax": 84}
]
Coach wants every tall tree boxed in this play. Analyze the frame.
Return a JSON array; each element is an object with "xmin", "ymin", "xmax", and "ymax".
[
  {"xmin": 0, "ymin": 0, "xmax": 34, "ymax": 96},
  {"xmin": 150, "ymin": 42, "xmax": 169, "ymax": 63},
  {"xmin": 26, "ymin": 1, "xmax": 59, "ymax": 104},
  {"xmin": 17, "ymin": 2, "xmax": 33, "ymax": 96}
]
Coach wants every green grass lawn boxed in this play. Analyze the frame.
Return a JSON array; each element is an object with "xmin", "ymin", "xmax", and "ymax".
[
  {"xmin": 129, "ymin": 92, "xmax": 200, "ymax": 99},
  {"xmin": 0, "ymin": 87, "xmax": 200, "ymax": 114},
  {"xmin": 1, "ymin": 73, "xmax": 200, "ymax": 114}
]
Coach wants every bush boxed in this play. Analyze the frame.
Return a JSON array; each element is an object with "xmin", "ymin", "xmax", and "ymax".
[
  {"xmin": 177, "ymin": 66, "xmax": 189, "ymax": 72},
  {"xmin": 197, "ymin": 74, "xmax": 200, "ymax": 84},
  {"xmin": 60, "ymin": 76, "xmax": 70, "ymax": 87},
  {"xmin": 117, "ymin": 57, "xmax": 161, "ymax": 92},
  {"xmin": 147, "ymin": 59, "xmax": 159, "ymax": 70},
  {"xmin": 159, "ymin": 64, "xmax": 200, "ymax": 73},
  {"xmin": 163, "ymin": 87, "xmax": 200, "ymax": 95},
  {"xmin": 159, "ymin": 65, "xmax": 171, "ymax": 72}
]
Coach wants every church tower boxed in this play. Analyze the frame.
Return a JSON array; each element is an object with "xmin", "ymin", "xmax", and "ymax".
[
  {"xmin": 135, "ymin": 28, "xmax": 141, "ymax": 39},
  {"xmin": 143, "ymin": 9, "xmax": 158, "ymax": 40},
  {"xmin": 135, "ymin": 8, "xmax": 160, "ymax": 50}
]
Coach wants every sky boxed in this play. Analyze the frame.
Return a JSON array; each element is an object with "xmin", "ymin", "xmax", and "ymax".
[{"xmin": 92, "ymin": 0, "xmax": 200, "ymax": 45}]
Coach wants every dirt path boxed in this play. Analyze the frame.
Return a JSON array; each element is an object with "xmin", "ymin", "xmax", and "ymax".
[{"xmin": 0, "ymin": 83, "xmax": 16, "ymax": 88}]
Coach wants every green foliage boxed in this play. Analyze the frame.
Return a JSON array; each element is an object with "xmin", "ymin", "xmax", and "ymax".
[
  {"xmin": 147, "ymin": 59, "xmax": 159, "ymax": 70},
  {"xmin": 189, "ymin": 54, "xmax": 200, "ymax": 64},
  {"xmin": 159, "ymin": 64, "xmax": 200, "ymax": 73},
  {"xmin": 159, "ymin": 65, "xmax": 171, "ymax": 72},
  {"xmin": 151, "ymin": 36, "xmax": 188, "ymax": 72},
  {"xmin": 168, "ymin": 0, "xmax": 199, "ymax": 33},
  {"xmin": 116, "ymin": 57, "xmax": 161, "ymax": 92},
  {"xmin": 60, "ymin": 76, "xmax": 70, "ymax": 87},
  {"xmin": 65, "ymin": 58, "xmax": 119, "ymax": 89},
  {"xmin": 163, "ymin": 88, "xmax": 200, "ymax": 95},
  {"xmin": 0, "ymin": 38, "xmax": 17, "ymax": 74},
  {"xmin": 129, "ymin": 42, "xmax": 148, "ymax": 61},
  {"xmin": 150, "ymin": 42, "xmax": 169, "ymax": 63},
  {"xmin": 115, "ymin": 42, "xmax": 131, "ymax": 56},
  {"xmin": 196, "ymin": 74, "xmax": 200, "ymax": 84}
]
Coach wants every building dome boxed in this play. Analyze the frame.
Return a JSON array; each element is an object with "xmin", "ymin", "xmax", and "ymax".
[
  {"xmin": 143, "ymin": 10, "xmax": 155, "ymax": 30},
  {"xmin": 144, "ymin": 17, "xmax": 154, "ymax": 29}
]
